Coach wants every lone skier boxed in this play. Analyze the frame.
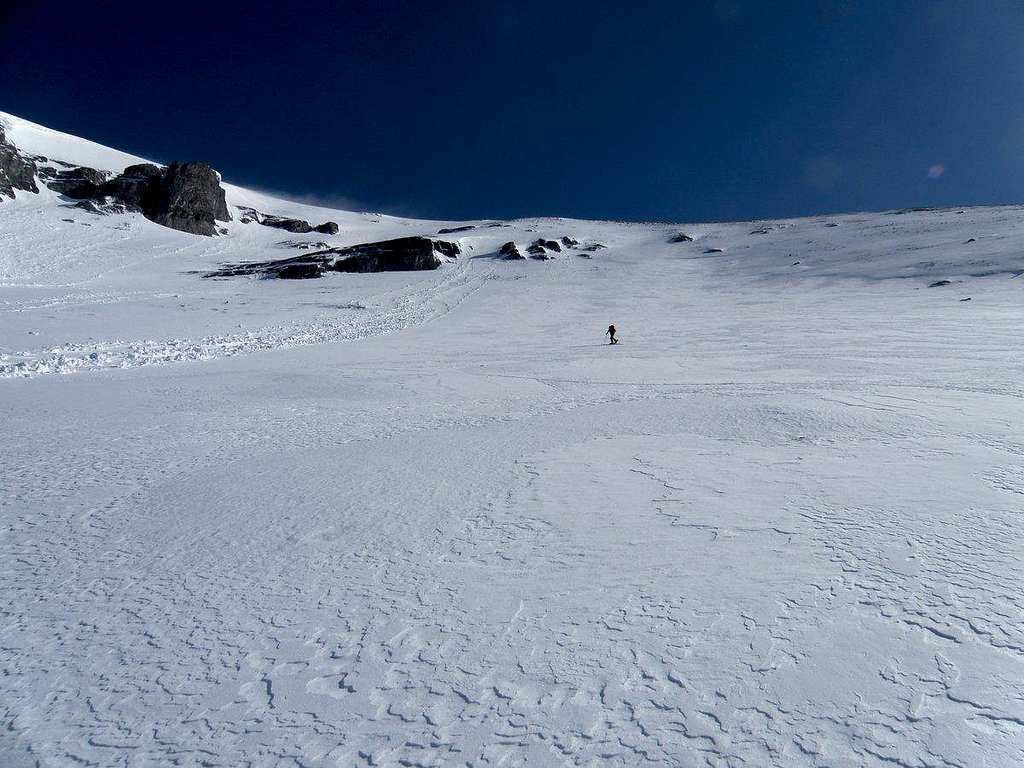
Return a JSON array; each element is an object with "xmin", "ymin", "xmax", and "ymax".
[{"xmin": 606, "ymin": 324, "xmax": 618, "ymax": 345}]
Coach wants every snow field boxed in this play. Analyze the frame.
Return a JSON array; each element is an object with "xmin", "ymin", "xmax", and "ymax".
[{"xmin": 2, "ymin": 111, "xmax": 1024, "ymax": 766}]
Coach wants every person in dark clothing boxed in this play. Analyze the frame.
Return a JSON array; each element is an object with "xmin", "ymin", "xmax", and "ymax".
[{"xmin": 606, "ymin": 324, "xmax": 618, "ymax": 344}]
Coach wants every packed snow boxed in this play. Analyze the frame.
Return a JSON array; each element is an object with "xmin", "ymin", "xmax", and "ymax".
[{"xmin": 2, "ymin": 111, "xmax": 1023, "ymax": 767}]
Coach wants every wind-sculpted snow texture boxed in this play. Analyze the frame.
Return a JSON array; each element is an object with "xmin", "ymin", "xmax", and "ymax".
[{"xmin": 3, "ymin": 111, "xmax": 1024, "ymax": 767}]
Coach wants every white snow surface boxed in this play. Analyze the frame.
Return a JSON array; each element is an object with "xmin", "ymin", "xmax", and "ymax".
[{"xmin": 2, "ymin": 112, "xmax": 1024, "ymax": 767}]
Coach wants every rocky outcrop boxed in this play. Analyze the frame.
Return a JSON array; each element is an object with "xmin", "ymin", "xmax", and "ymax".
[
  {"xmin": 669, "ymin": 232, "xmax": 694, "ymax": 243},
  {"xmin": 0, "ymin": 125, "xmax": 39, "ymax": 199},
  {"xmin": 438, "ymin": 225, "xmax": 475, "ymax": 234},
  {"xmin": 532, "ymin": 238, "xmax": 562, "ymax": 252},
  {"xmin": 432, "ymin": 240, "xmax": 461, "ymax": 260},
  {"xmin": 331, "ymin": 237, "xmax": 454, "ymax": 273},
  {"xmin": 39, "ymin": 164, "xmax": 108, "ymax": 198},
  {"xmin": 560, "ymin": 236, "xmax": 579, "ymax": 248},
  {"xmin": 260, "ymin": 215, "xmax": 315, "ymax": 233},
  {"xmin": 98, "ymin": 163, "xmax": 162, "ymax": 207},
  {"xmin": 86, "ymin": 161, "xmax": 231, "ymax": 235},
  {"xmin": 498, "ymin": 241, "xmax": 525, "ymax": 260},
  {"xmin": 146, "ymin": 162, "xmax": 230, "ymax": 235},
  {"xmin": 237, "ymin": 206, "xmax": 338, "ymax": 236},
  {"xmin": 205, "ymin": 236, "xmax": 460, "ymax": 279},
  {"xmin": 277, "ymin": 263, "xmax": 324, "ymax": 279}
]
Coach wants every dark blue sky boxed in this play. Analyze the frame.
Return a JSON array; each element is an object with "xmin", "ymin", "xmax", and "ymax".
[{"xmin": 3, "ymin": 1, "xmax": 1023, "ymax": 221}]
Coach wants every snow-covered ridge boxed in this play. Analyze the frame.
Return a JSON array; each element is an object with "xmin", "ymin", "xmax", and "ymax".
[{"xmin": 0, "ymin": 110, "xmax": 149, "ymax": 172}]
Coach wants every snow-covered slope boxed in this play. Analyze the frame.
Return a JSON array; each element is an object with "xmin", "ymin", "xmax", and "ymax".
[
  {"xmin": 2, "ymin": 113, "xmax": 1023, "ymax": 768},
  {"xmin": 1, "ymin": 111, "xmax": 149, "ymax": 173}
]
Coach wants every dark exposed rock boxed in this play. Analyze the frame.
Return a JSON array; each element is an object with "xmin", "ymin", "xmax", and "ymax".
[
  {"xmin": 277, "ymin": 263, "xmax": 324, "ymax": 279},
  {"xmin": 437, "ymin": 225, "xmax": 475, "ymax": 234},
  {"xmin": 704, "ymin": 247, "xmax": 725, "ymax": 254},
  {"xmin": 147, "ymin": 161, "xmax": 231, "ymax": 235},
  {"xmin": 965, "ymin": 238, "xmax": 976, "ymax": 243},
  {"xmin": 432, "ymin": 240, "xmax": 461, "ymax": 259},
  {"xmin": 205, "ymin": 237, "xmax": 459, "ymax": 279},
  {"xmin": 256, "ymin": 215, "xmax": 313, "ymax": 233},
  {"xmin": 98, "ymin": 163, "xmax": 162, "ymax": 208},
  {"xmin": 94, "ymin": 161, "xmax": 231, "ymax": 235},
  {"xmin": 39, "ymin": 165, "xmax": 108, "ymax": 198},
  {"xmin": 928, "ymin": 280, "xmax": 952, "ymax": 288},
  {"xmin": 0, "ymin": 125, "xmax": 39, "ymax": 199},
  {"xmin": 498, "ymin": 241, "xmax": 525, "ymax": 260},
  {"xmin": 668, "ymin": 232, "xmax": 694, "ymax": 243},
  {"xmin": 750, "ymin": 226, "xmax": 772, "ymax": 235},
  {"xmin": 526, "ymin": 242, "xmax": 555, "ymax": 260},
  {"xmin": 531, "ymin": 238, "xmax": 562, "ymax": 252},
  {"xmin": 960, "ymin": 297, "xmax": 971, "ymax": 301},
  {"xmin": 330, "ymin": 237, "xmax": 447, "ymax": 273},
  {"xmin": 238, "ymin": 206, "xmax": 337, "ymax": 236},
  {"xmin": 577, "ymin": 243, "xmax": 606, "ymax": 252},
  {"xmin": 560, "ymin": 236, "xmax": 579, "ymax": 248},
  {"xmin": 237, "ymin": 207, "xmax": 262, "ymax": 223}
]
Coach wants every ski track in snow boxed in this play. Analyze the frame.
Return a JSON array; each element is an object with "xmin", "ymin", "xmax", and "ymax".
[{"xmin": 0, "ymin": 259, "xmax": 490, "ymax": 378}]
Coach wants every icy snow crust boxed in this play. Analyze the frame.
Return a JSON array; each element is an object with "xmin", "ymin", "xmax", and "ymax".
[{"xmin": 2, "ymin": 111, "xmax": 1024, "ymax": 767}]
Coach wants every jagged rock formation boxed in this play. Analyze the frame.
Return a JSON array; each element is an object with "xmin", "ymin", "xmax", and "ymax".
[
  {"xmin": 498, "ymin": 241, "xmax": 525, "ymax": 260},
  {"xmin": 277, "ymin": 263, "xmax": 324, "ymax": 280},
  {"xmin": 0, "ymin": 126, "xmax": 39, "ymax": 198},
  {"xmin": 238, "ymin": 207, "xmax": 338, "ymax": 235},
  {"xmin": 205, "ymin": 236, "xmax": 460, "ymax": 279},
  {"xmin": 38, "ymin": 163, "xmax": 108, "ymax": 198},
  {"xmin": 30, "ymin": 158, "xmax": 232, "ymax": 235},
  {"xmin": 431, "ymin": 240, "xmax": 460, "ymax": 260},
  {"xmin": 90, "ymin": 162, "xmax": 232, "ymax": 235},
  {"xmin": 527, "ymin": 238, "xmax": 562, "ymax": 258}
]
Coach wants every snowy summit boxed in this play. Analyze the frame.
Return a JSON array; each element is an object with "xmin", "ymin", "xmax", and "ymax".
[{"xmin": 1, "ymin": 110, "xmax": 1023, "ymax": 768}]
